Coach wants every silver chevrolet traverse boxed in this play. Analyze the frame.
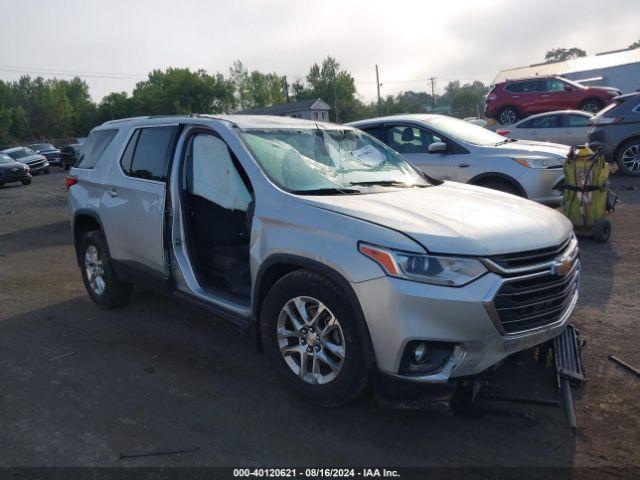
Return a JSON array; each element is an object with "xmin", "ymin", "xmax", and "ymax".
[{"xmin": 67, "ymin": 115, "xmax": 579, "ymax": 405}]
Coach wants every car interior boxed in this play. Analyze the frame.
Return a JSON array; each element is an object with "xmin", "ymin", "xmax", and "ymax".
[{"xmin": 181, "ymin": 133, "xmax": 253, "ymax": 299}]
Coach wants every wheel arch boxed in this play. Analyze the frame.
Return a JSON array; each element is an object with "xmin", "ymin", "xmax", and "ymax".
[
  {"xmin": 252, "ymin": 254, "xmax": 376, "ymax": 368},
  {"xmin": 497, "ymin": 104, "xmax": 521, "ymax": 122},
  {"xmin": 613, "ymin": 135, "xmax": 640, "ymax": 162},
  {"xmin": 73, "ymin": 210, "xmax": 104, "ymax": 251},
  {"xmin": 468, "ymin": 172, "xmax": 528, "ymax": 198}
]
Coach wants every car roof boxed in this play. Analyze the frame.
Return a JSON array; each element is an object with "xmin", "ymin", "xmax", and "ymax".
[
  {"xmin": 346, "ymin": 113, "xmax": 451, "ymax": 127},
  {"xmin": 509, "ymin": 110, "xmax": 593, "ymax": 127},
  {"xmin": 498, "ymin": 75, "xmax": 560, "ymax": 84},
  {"xmin": 97, "ymin": 114, "xmax": 349, "ymax": 131}
]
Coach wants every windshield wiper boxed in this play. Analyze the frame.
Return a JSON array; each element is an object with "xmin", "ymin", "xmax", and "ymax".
[
  {"xmin": 290, "ymin": 187, "xmax": 362, "ymax": 195},
  {"xmin": 494, "ymin": 138, "xmax": 518, "ymax": 146},
  {"xmin": 348, "ymin": 180, "xmax": 426, "ymax": 188}
]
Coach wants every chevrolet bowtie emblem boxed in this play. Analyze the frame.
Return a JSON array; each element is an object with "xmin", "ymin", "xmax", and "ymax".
[{"xmin": 551, "ymin": 257, "xmax": 571, "ymax": 276}]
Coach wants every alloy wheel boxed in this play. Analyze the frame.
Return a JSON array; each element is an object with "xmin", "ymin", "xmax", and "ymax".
[
  {"xmin": 581, "ymin": 101, "xmax": 601, "ymax": 113},
  {"xmin": 499, "ymin": 109, "xmax": 517, "ymax": 125},
  {"xmin": 84, "ymin": 244, "xmax": 106, "ymax": 295},
  {"xmin": 621, "ymin": 144, "xmax": 640, "ymax": 174},
  {"xmin": 277, "ymin": 296, "xmax": 345, "ymax": 385}
]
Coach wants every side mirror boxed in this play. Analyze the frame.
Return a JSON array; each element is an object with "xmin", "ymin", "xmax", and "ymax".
[
  {"xmin": 428, "ymin": 142, "xmax": 447, "ymax": 153},
  {"xmin": 564, "ymin": 86, "xmax": 573, "ymax": 92}
]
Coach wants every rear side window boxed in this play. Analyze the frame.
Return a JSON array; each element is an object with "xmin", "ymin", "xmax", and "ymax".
[
  {"xmin": 528, "ymin": 115, "xmax": 561, "ymax": 129},
  {"xmin": 566, "ymin": 115, "xmax": 590, "ymax": 127},
  {"xmin": 76, "ymin": 130, "xmax": 117, "ymax": 169},
  {"xmin": 121, "ymin": 126, "xmax": 177, "ymax": 182},
  {"xmin": 505, "ymin": 81, "xmax": 540, "ymax": 93}
]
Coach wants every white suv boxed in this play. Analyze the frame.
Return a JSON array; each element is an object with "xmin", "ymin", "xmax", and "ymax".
[{"xmin": 67, "ymin": 114, "xmax": 579, "ymax": 405}]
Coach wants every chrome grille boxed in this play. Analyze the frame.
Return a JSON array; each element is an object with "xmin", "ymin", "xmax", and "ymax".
[
  {"xmin": 484, "ymin": 236, "xmax": 579, "ymax": 335},
  {"xmin": 488, "ymin": 237, "xmax": 571, "ymax": 271}
]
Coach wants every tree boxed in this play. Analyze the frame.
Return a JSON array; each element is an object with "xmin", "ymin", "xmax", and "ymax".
[
  {"xmin": 630, "ymin": 39, "xmax": 640, "ymax": 49},
  {"xmin": 131, "ymin": 68, "xmax": 236, "ymax": 115},
  {"xmin": 98, "ymin": 92, "xmax": 135, "ymax": 122},
  {"xmin": 296, "ymin": 56, "xmax": 360, "ymax": 122},
  {"xmin": 544, "ymin": 47, "xmax": 587, "ymax": 63}
]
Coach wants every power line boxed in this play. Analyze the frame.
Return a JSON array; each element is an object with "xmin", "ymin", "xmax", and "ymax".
[{"xmin": 0, "ymin": 64, "xmax": 147, "ymax": 80}]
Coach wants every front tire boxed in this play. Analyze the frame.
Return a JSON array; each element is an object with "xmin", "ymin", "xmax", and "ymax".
[
  {"xmin": 78, "ymin": 230, "xmax": 132, "ymax": 308},
  {"xmin": 21, "ymin": 178, "xmax": 31, "ymax": 185},
  {"xmin": 616, "ymin": 139, "xmax": 640, "ymax": 176},
  {"xmin": 260, "ymin": 270, "xmax": 369, "ymax": 406}
]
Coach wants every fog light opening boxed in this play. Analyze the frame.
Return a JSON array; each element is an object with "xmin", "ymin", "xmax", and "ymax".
[{"xmin": 400, "ymin": 341, "xmax": 458, "ymax": 375}]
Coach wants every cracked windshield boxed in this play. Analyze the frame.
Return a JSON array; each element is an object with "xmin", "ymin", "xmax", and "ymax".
[{"xmin": 240, "ymin": 127, "xmax": 429, "ymax": 194}]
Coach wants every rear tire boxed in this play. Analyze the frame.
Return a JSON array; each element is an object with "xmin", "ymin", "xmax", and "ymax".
[
  {"xmin": 616, "ymin": 139, "xmax": 640, "ymax": 176},
  {"xmin": 260, "ymin": 269, "xmax": 369, "ymax": 407},
  {"xmin": 498, "ymin": 106, "xmax": 519, "ymax": 125},
  {"xmin": 477, "ymin": 179, "xmax": 521, "ymax": 196},
  {"xmin": 592, "ymin": 219, "xmax": 611, "ymax": 243},
  {"xmin": 78, "ymin": 230, "xmax": 133, "ymax": 308}
]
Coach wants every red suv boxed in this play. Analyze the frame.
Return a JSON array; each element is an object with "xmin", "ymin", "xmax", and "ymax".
[{"xmin": 485, "ymin": 76, "xmax": 620, "ymax": 125}]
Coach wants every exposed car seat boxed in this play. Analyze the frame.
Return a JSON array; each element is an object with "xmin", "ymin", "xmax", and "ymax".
[{"xmin": 184, "ymin": 134, "xmax": 252, "ymax": 297}]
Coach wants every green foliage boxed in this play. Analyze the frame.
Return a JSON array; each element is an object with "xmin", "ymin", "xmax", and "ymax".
[
  {"xmin": 292, "ymin": 57, "xmax": 360, "ymax": 122},
  {"xmin": 544, "ymin": 47, "xmax": 587, "ymax": 63},
  {"xmin": 229, "ymin": 61, "xmax": 286, "ymax": 110},
  {"xmin": 131, "ymin": 68, "xmax": 236, "ymax": 115},
  {"xmin": 0, "ymin": 58, "xmax": 491, "ymax": 144},
  {"xmin": 0, "ymin": 76, "xmax": 97, "ymax": 144}
]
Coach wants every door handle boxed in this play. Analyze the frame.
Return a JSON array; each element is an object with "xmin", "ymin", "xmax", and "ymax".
[
  {"xmin": 105, "ymin": 186, "xmax": 118, "ymax": 197},
  {"xmin": 457, "ymin": 163, "xmax": 470, "ymax": 168},
  {"xmin": 542, "ymin": 94, "xmax": 550, "ymax": 98}
]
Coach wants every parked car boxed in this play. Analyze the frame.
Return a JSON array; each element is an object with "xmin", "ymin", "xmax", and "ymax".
[
  {"xmin": 1, "ymin": 147, "xmax": 50, "ymax": 174},
  {"xmin": 588, "ymin": 92, "xmax": 640, "ymax": 176},
  {"xmin": 28, "ymin": 143, "xmax": 61, "ymax": 166},
  {"xmin": 67, "ymin": 115, "xmax": 579, "ymax": 405},
  {"xmin": 347, "ymin": 114, "xmax": 569, "ymax": 205},
  {"xmin": 60, "ymin": 143, "xmax": 83, "ymax": 170},
  {"xmin": 496, "ymin": 110, "xmax": 593, "ymax": 146},
  {"xmin": 0, "ymin": 153, "xmax": 31, "ymax": 186},
  {"xmin": 485, "ymin": 76, "xmax": 620, "ymax": 125}
]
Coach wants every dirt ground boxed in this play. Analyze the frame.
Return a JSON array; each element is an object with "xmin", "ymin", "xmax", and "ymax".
[{"xmin": 1, "ymin": 169, "xmax": 639, "ymax": 476}]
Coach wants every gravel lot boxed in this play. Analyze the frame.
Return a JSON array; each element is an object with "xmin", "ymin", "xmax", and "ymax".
[{"xmin": 1, "ymin": 169, "xmax": 639, "ymax": 475}]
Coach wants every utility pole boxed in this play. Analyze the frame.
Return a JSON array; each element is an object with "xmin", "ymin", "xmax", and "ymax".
[
  {"xmin": 428, "ymin": 77, "xmax": 436, "ymax": 112},
  {"xmin": 283, "ymin": 75, "xmax": 290, "ymax": 102},
  {"xmin": 332, "ymin": 65, "xmax": 340, "ymax": 123},
  {"xmin": 375, "ymin": 65, "xmax": 382, "ymax": 116}
]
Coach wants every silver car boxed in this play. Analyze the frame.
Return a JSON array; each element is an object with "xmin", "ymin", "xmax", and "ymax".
[
  {"xmin": 347, "ymin": 114, "xmax": 570, "ymax": 205},
  {"xmin": 497, "ymin": 110, "xmax": 592, "ymax": 146},
  {"xmin": 67, "ymin": 115, "xmax": 578, "ymax": 405}
]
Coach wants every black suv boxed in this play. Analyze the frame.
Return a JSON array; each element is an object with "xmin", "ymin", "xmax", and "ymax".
[
  {"xmin": 588, "ymin": 93, "xmax": 640, "ymax": 176},
  {"xmin": 60, "ymin": 144, "xmax": 83, "ymax": 170},
  {"xmin": 29, "ymin": 143, "xmax": 61, "ymax": 166}
]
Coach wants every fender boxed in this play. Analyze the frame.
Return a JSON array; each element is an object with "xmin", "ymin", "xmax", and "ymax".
[
  {"xmin": 467, "ymin": 172, "xmax": 527, "ymax": 198},
  {"xmin": 252, "ymin": 254, "xmax": 376, "ymax": 368}
]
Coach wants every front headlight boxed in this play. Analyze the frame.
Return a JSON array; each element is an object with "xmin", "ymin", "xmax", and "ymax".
[
  {"xmin": 511, "ymin": 156, "xmax": 564, "ymax": 169},
  {"xmin": 358, "ymin": 243, "xmax": 487, "ymax": 287}
]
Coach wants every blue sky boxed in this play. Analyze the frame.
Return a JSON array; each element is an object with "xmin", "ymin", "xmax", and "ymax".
[{"xmin": 1, "ymin": 0, "xmax": 638, "ymax": 102}]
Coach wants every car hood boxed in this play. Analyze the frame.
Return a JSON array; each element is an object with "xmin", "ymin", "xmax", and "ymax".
[
  {"xmin": 18, "ymin": 154, "xmax": 46, "ymax": 163},
  {"xmin": 37, "ymin": 149, "xmax": 60, "ymax": 154},
  {"xmin": 298, "ymin": 182, "xmax": 572, "ymax": 256},
  {"xmin": 588, "ymin": 86, "xmax": 620, "ymax": 95},
  {"xmin": 0, "ymin": 161, "xmax": 28, "ymax": 170},
  {"xmin": 491, "ymin": 140, "xmax": 570, "ymax": 158}
]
